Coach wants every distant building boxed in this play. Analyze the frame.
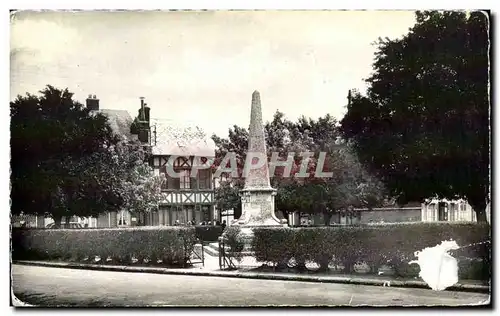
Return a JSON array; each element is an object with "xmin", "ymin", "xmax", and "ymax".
[
  {"xmin": 147, "ymin": 117, "xmax": 216, "ymax": 226},
  {"xmin": 297, "ymin": 201, "xmax": 422, "ymax": 226},
  {"xmin": 11, "ymin": 213, "xmax": 44, "ymax": 228},
  {"xmin": 355, "ymin": 198, "xmax": 488, "ymax": 224},
  {"xmin": 294, "ymin": 198, "xmax": 488, "ymax": 226},
  {"xmin": 355, "ymin": 201, "xmax": 423, "ymax": 224},
  {"xmin": 421, "ymin": 198, "xmax": 481, "ymax": 222}
]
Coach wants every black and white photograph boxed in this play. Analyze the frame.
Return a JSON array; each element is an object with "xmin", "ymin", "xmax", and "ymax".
[{"xmin": 9, "ymin": 8, "xmax": 491, "ymax": 307}]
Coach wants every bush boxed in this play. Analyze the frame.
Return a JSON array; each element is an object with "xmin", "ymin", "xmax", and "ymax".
[
  {"xmin": 252, "ymin": 228, "xmax": 293, "ymax": 267},
  {"xmin": 194, "ymin": 225, "xmax": 223, "ymax": 242},
  {"xmin": 252, "ymin": 222, "xmax": 491, "ymax": 280},
  {"xmin": 11, "ymin": 226, "xmax": 197, "ymax": 267},
  {"xmin": 222, "ymin": 226, "xmax": 245, "ymax": 263}
]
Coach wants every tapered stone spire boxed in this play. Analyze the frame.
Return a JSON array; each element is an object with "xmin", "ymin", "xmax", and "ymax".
[
  {"xmin": 244, "ymin": 90, "xmax": 272, "ymax": 190},
  {"xmin": 236, "ymin": 90, "xmax": 282, "ymax": 227}
]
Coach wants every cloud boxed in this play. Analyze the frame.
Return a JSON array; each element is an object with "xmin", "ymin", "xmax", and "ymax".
[
  {"xmin": 10, "ymin": 11, "xmax": 417, "ymax": 137},
  {"xmin": 11, "ymin": 19, "xmax": 80, "ymax": 65}
]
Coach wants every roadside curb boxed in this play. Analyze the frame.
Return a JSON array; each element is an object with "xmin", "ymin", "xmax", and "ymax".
[{"xmin": 14, "ymin": 261, "xmax": 490, "ymax": 294}]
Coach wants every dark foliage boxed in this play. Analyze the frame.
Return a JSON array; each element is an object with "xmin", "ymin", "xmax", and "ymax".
[
  {"xmin": 194, "ymin": 225, "xmax": 223, "ymax": 242},
  {"xmin": 252, "ymin": 222, "xmax": 490, "ymax": 280},
  {"xmin": 10, "ymin": 85, "xmax": 123, "ymax": 223},
  {"xmin": 12, "ymin": 227, "xmax": 196, "ymax": 267},
  {"xmin": 340, "ymin": 11, "xmax": 490, "ymax": 221}
]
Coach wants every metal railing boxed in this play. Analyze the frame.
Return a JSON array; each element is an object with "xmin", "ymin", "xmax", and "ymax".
[
  {"xmin": 187, "ymin": 237, "xmax": 205, "ymax": 266},
  {"xmin": 218, "ymin": 236, "xmax": 237, "ymax": 270}
]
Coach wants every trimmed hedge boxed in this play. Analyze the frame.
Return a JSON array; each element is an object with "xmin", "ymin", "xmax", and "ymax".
[
  {"xmin": 12, "ymin": 226, "xmax": 197, "ymax": 267},
  {"xmin": 252, "ymin": 222, "xmax": 491, "ymax": 280},
  {"xmin": 194, "ymin": 225, "xmax": 223, "ymax": 242},
  {"xmin": 222, "ymin": 226, "xmax": 245, "ymax": 263}
]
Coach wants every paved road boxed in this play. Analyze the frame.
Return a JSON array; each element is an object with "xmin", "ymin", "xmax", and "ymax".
[{"xmin": 12, "ymin": 265, "xmax": 489, "ymax": 307}]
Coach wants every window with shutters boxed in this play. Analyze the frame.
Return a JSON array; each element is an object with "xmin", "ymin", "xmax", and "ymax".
[
  {"xmin": 179, "ymin": 170, "xmax": 191, "ymax": 189},
  {"xmin": 169, "ymin": 175, "xmax": 180, "ymax": 189},
  {"xmin": 449, "ymin": 203, "xmax": 456, "ymax": 221},
  {"xmin": 198, "ymin": 169, "xmax": 212, "ymax": 189},
  {"xmin": 190, "ymin": 175, "xmax": 198, "ymax": 190},
  {"xmin": 430, "ymin": 203, "xmax": 436, "ymax": 221},
  {"xmin": 459, "ymin": 203, "xmax": 467, "ymax": 221}
]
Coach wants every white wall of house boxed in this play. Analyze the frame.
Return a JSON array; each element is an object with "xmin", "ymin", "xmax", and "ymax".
[
  {"xmin": 486, "ymin": 202, "xmax": 491, "ymax": 223},
  {"xmin": 421, "ymin": 198, "xmax": 477, "ymax": 222},
  {"xmin": 44, "ymin": 216, "xmax": 97, "ymax": 227}
]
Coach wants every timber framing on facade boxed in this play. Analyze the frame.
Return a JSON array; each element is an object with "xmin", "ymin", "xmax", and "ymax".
[{"xmin": 92, "ymin": 96, "xmax": 217, "ymax": 227}]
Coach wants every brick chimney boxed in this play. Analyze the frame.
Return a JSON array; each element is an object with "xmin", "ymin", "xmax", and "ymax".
[
  {"xmin": 86, "ymin": 94, "xmax": 99, "ymax": 111},
  {"xmin": 138, "ymin": 98, "xmax": 150, "ymax": 125},
  {"xmin": 137, "ymin": 97, "xmax": 150, "ymax": 144},
  {"xmin": 144, "ymin": 106, "xmax": 150, "ymax": 124}
]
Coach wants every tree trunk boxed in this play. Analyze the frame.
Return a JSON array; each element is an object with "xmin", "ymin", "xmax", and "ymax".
[
  {"xmin": 53, "ymin": 215, "xmax": 62, "ymax": 228},
  {"xmin": 323, "ymin": 211, "xmax": 332, "ymax": 226},
  {"xmin": 475, "ymin": 207, "xmax": 488, "ymax": 222},
  {"xmin": 470, "ymin": 199, "xmax": 488, "ymax": 222}
]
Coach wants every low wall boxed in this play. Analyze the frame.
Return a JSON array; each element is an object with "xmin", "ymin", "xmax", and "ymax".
[{"xmin": 359, "ymin": 208, "xmax": 421, "ymax": 223}]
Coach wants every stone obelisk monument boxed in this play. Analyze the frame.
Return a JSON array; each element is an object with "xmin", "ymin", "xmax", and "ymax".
[{"xmin": 236, "ymin": 91, "xmax": 283, "ymax": 237}]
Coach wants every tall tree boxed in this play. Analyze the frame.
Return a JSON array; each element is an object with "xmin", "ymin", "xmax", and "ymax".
[
  {"xmin": 10, "ymin": 85, "xmax": 157, "ymax": 225},
  {"xmin": 108, "ymin": 142, "xmax": 164, "ymax": 220},
  {"xmin": 340, "ymin": 11, "xmax": 490, "ymax": 221}
]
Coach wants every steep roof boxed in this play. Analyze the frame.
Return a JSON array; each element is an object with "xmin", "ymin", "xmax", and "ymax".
[
  {"xmin": 98, "ymin": 109, "xmax": 137, "ymax": 142},
  {"xmin": 151, "ymin": 118, "xmax": 216, "ymax": 157}
]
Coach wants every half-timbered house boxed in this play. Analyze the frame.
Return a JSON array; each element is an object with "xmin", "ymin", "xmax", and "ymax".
[
  {"xmin": 90, "ymin": 96, "xmax": 217, "ymax": 227},
  {"xmin": 147, "ymin": 118, "xmax": 216, "ymax": 225}
]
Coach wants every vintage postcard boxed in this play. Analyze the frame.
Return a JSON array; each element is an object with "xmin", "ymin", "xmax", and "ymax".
[{"xmin": 10, "ymin": 9, "xmax": 491, "ymax": 307}]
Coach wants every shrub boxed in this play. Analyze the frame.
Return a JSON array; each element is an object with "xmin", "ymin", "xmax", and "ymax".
[
  {"xmin": 222, "ymin": 226, "xmax": 245, "ymax": 263},
  {"xmin": 194, "ymin": 225, "xmax": 223, "ymax": 242},
  {"xmin": 252, "ymin": 228, "xmax": 293, "ymax": 267},
  {"xmin": 252, "ymin": 222, "xmax": 490, "ymax": 280},
  {"xmin": 11, "ymin": 226, "xmax": 197, "ymax": 267}
]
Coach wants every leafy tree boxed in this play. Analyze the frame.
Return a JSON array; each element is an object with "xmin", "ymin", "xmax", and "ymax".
[
  {"xmin": 10, "ymin": 85, "xmax": 164, "ymax": 226},
  {"xmin": 211, "ymin": 125, "xmax": 248, "ymax": 177},
  {"xmin": 107, "ymin": 142, "xmax": 164, "ymax": 222},
  {"xmin": 214, "ymin": 180, "xmax": 243, "ymax": 220},
  {"xmin": 10, "ymin": 85, "xmax": 121, "ymax": 225},
  {"xmin": 212, "ymin": 125, "xmax": 248, "ymax": 220},
  {"xmin": 285, "ymin": 142, "xmax": 386, "ymax": 225},
  {"xmin": 340, "ymin": 11, "xmax": 490, "ymax": 221}
]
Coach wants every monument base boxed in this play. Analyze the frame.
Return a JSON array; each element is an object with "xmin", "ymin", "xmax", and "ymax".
[
  {"xmin": 223, "ymin": 222, "xmax": 287, "ymax": 253},
  {"xmin": 236, "ymin": 226, "xmax": 255, "ymax": 253},
  {"xmin": 238, "ymin": 188, "xmax": 284, "ymax": 225}
]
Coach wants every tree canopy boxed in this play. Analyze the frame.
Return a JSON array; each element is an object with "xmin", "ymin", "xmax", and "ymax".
[
  {"xmin": 10, "ymin": 85, "xmax": 163, "ymax": 224},
  {"xmin": 340, "ymin": 11, "xmax": 490, "ymax": 221}
]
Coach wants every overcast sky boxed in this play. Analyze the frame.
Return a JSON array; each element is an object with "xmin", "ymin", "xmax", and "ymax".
[{"xmin": 11, "ymin": 10, "xmax": 416, "ymax": 137}]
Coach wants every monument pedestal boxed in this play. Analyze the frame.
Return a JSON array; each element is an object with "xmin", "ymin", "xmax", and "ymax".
[
  {"xmin": 237, "ymin": 189, "xmax": 282, "ymax": 227},
  {"xmin": 226, "ymin": 188, "xmax": 285, "ymax": 252}
]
